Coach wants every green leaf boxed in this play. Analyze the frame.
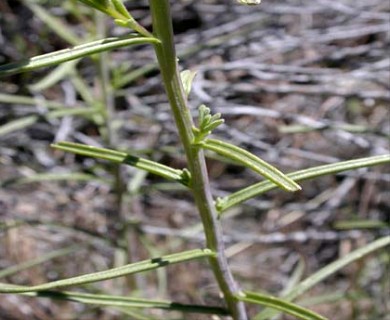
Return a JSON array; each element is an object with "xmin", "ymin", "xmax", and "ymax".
[
  {"xmin": 192, "ymin": 105, "xmax": 225, "ymax": 143},
  {"xmin": 23, "ymin": 1, "xmax": 81, "ymax": 45},
  {"xmin": 0, "ymin": 35, "xmax": 159, "ymax": 77},
  {"xmin": 281, "ymin": 258, "xmax": 305, "ymax": 297},
  {"xmin": 0, "ymin": 107, "xmax": 99, "ymax": 137},
  {"xmin": 46, "ymin": 107, "xmax": 99, "ymax": 119},
  {"xmin": 0, "ymin": 249, "xmax": 214, "ymax": 293},
  {"xmin": 76, "ymin": 0, "xmax": 151, "ymax": 36},
  {"xmin": 198, "ymin": 104, "xmax": 210, "ymax": 127},
  {"xmin": 118, "ymin": 309, "xmax": 159, "ymax": 320},
  {"xmin": 196, "ymin": 105, "xmax": 223, "ymax": 132},
  {"xmin": 29, "ymin": 60, "xmax": 79, "ymax": 92},
  {"xmin": 200, "ymin": 113, "xmax": 223, "ymax": 132},
  {"xmin": 19, "ymin": 290, "xmax": 228, "ymax": 315},
  {"xmin": 0, "ymin": 93, "xmax": 81, "ymax": 109},
  {"xmin": 78, "ymin": 0, "xmax": 130, "ymax": 20},
  {"xmin": 77, "ymin": 0, "xmax": 113, "ymax": 15},
  {"xmin": 217, "ymin": 154, "xmax": 390, "ymax": 213},
  {"xmin": 5, "ymin": 172, "xmax": 101, "ymax": 188},
  {"xmin": 237, "ymin": 291, "xmax": 327, "ymax": 320},
  {"xmin": 180, "ymin": 70, "xmax": 197, "ymax": 98},
  {"xmin": 255, "ymin": 236, "xmax": 390, "ymax": 320},
  {"xmin": 1, "ymin": 172, "xmax": 101, "ymax": 188},
  {"xmin": 114, "ymin": 17, "xmax": 154, "ymax": 38},
  {"xmin": 0, "ymin": 246, "xmax": 80, "ymax": 279},
  {"xmin": 201, "ymin": 138, "xmax": 301, "ymax": 192},
  {"xmin": 334, "ymin": 220, "xmax": 390, "ymax": 230},
  {"xmin": 0, "ymin": 116, "xmax": 38, "ymax": 136},
  {"xmin": 111, "ymin": 0, "xmax": 131, "ymax": 19},
  {"xmin": 52, "ymin": 142, "xmax": 190, "ymax": 185}
]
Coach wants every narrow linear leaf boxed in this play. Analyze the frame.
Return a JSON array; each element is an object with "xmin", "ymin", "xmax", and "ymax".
[
  {"xmin": 78, "ymin": 0, "xmax": 131, "ymax": 21},
  {"xmin": 29, "ymin": 60, "xmax": 79, "ymax": 92},
  {"xmin": 0, "ymin": 93, "xmax": 82, "ymax": 109},
  {"xmin": 14, "ymin": 173, "xmax": 102, "ymax": 186},
  {"xmin": 255, "ymin": 236, "xmax": 390, "ymax": 320},
  {"xmin": 17, "ymin": 290, "xmax": 228, "ymax": 315},
  {"xmin": 70, "ymin": 74, "xmax": 96, "ymax": 104},
  {"xmin": 111, "ymin": 0, "xmax": 131, "ymax": 19},
  {"xmin": 23, "ymin": 1, "xmax": 81, "ymax": 45},
  {"xmin": 237, "ymin": 291, "xmax": 327, "ymax": 320},
  {"xmin": 119, "ymin": 309, "xmax": 158, "ymax": 320},
  {"xmin": 1, "ymin": 172, "xmax": 102, "ymax": 188},
  {"xmin": 284, "ymin": 236, "xmax": 390, "ymax": 300},
  {"xmin": 115, "ymin": 18, "xmax": 266, "ymax": 89},
  {"xmin": 0, "ymin": 107, "xmax": 97, "ymax": 136},
  {"xmin": 0, "ymin": 116, "xmax": 38, "ymax": 136},
  {"xmin": 77, "ymin": 0, "xmax": 109, "ymax": 10},
  {"xmin": 0, "ymin": 35, "xmax": 159, "ymax": 77},
  {"xmin": 218, "ymin": 154, "xmax": 390, "ymax": 213},
  {"xmin": 281, "ymin": 258, "xmax": 306, "ymax": 296},
  {"xmin": 114, "ymin": 17, "xmax": 154, "ymax": 40},
  {"xmin": 0, "ymin": 246, "xmax": 80, "ymax": 279},
  {"xmin": 334, "ymin": 220, "xmax": 390, "ymax": 230},
  {"xmin": 201, "ymin": 138, "xmax": 301, "ymax": 192},
  {"xmin": 113, "ymin": 63, "xmax": 156, "ymax": 89},
  {"xmin": 297, "ymin": 291, "xmax": 354, "ymax": 308},
  {"xmin": 0, "ymin": 249, "xmax": 214, "ymax": 293},
  {"xmin": 52, "ymin": 142, "xmax": 188, "ymax": 185},
  {"xmin": 0, "ymin": 107, "xmax": 98, "ymax": 137},
  {"xmin": 46, "ymin": 107, "xmax": 99, "ymax": 119}
]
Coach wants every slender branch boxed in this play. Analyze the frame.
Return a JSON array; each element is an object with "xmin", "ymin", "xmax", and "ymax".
[
  {"xmin": 148, "ymin": 1, "xmax": 247, "ymax": 319},
  {"xmin": 95, "ymin": 12, "xmax": 132, "ymax": 292}
]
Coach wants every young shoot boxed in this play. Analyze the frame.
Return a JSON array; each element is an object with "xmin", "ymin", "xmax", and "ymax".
[{"xmin": 193, "ymin": 105, "xmax": 224, "ymax": 144}]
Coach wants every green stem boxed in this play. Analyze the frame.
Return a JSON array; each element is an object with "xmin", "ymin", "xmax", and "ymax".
[
  {"xmin": 148, "ymin": 1, "xmax": 247, "ymax": 319},
  {"xmin": 95, "ymin": 13, "xmax": 132, "ymax": 292}
]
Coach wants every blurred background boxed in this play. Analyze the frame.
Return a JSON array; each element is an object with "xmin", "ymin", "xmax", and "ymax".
[{"xmin": 0, "ymin": 0, "xmax": 389, "ymax": 319}]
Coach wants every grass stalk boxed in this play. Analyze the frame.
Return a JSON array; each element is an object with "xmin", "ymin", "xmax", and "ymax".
[
  {"xmin": 148, "ymin": 1, "xmax": 247, "ymax": 319},
  {"xmin": 94, "ymin": 12, "xmax": 136, "ymax": 292}
]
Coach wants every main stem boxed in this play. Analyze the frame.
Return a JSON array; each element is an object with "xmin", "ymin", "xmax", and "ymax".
[{"xmin": 149, "ymin": 1, "xmax": 247, "ymax": 319}]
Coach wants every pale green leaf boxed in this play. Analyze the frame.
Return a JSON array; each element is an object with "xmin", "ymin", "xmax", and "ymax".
[
  {"xmin": 180, "ymin": 70, "xmax": 197, "ymax": 98},
  {"xmin": 0, "ymin": 246, "xmax": 80, "ymax": 279},
  {"xmin": 52, "ymin": 142, "xmax": 190, "ymax": 185},
  {"xmin": 217, "ymin": 155, "xmax": 390, "ymax": 213},
  {"xmin": 237, "ymin": 291, "xmax": 327, "ymax": 320},
  {"xmin": 77, "ymin": 0, "xmax": 111, "ymax": 14},
  {"xmin": 0, "ymin": 116, "xmax": 38, "ymax": 136},
  {"xmin": 0, "ymin": 249, "xmax": 214, "ymax": 293},
  {"xmin": 14, "ymin": 173, "xmax": 101, "ymax": 185},
  {"xmin": 201, "ymin": 138, "xmax": 301, "ymax": 192},
  {"xmin": 255, "ymin": 236, "xmax": 390, "ymax": 319},
  {"xmin": 334, "ymin": 220, "xmax": 390, "ymax": 230},
  {"xmin": 23, "ymin": 1, "xmax": 81, "ymax": 45},
  {"xmin": 23, "ymin": 290, "xmax": 228, "ymax": 315},
  {"xmin": 0, "ymin": 93, "xmax": 81, "ymax": 109},
  {"xmin": 29, "ymin": 60, "xmax": 79, "ymax": 92},
  {"xmin": 0, "ymin": 35, "xmax": 159, "ymax": 77},
  {"xmin": 111, "ymin": 0, "xmax": 131, "ymax": 19}
]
